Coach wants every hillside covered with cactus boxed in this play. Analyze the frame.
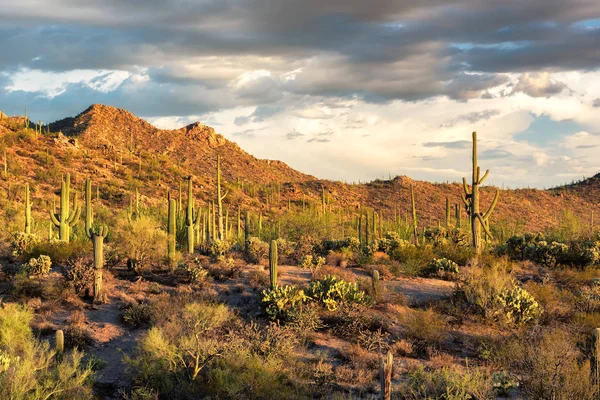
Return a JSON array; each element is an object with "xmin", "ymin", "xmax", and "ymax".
[{"xmin": 0, "ymin": 104, "xmax": 598, "ymax": 238}]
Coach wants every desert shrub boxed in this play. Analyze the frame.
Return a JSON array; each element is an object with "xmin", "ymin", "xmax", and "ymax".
[
  {"xmin": 63, "ymin": 257, "xmax": 94, "ymax": 297},
  {"xmin": 390, "ymin": 243, "xmax": 435, "ymax": 269},
  {"xmin": 306, "ymin": 275, "xmax": 372, "ymax": 311},
  {"xmin": 205, "ymin": 239, "xmax": 231, "ymax": 260},
  {"xmin": 115, "ymin": 215, "xmax": 168, "ymax": 274},
  {"xmin": 402, "ymin": 308, "xmax": 448, "ymax": 354},
  {"xmin": 426, "ymin": 257, "xmax": 459, "ymax": 278},
  {"xmin": 275, "ymin": 238, "xmax": 295, "ymax": 264},
  {"xmin": 575, "ymin": 280, "xmax": 600, "ymax": 313},
  {"xmin": 424, "ymin": 227, "xmax": 470, "ymax": 247},
  {"xmin": 123, "ymin": 302, "xmax": 154, "ymax": 328},
  {"xmin": 23, "ymin": 255, "xmax": 52, "ymax": 276},
  {"xmin": 399, "ymin": 365, "xmax": 494, "ymax": 400},
  {"xmin": 182, "ymin": 257, "xmax": 209, "ymax": 285},
  {"xmin": 501, "ymin": 234, "xmax": 600, "ymax": 268},
  {"xmin": 300, "ymin": 254, "xmax": 326, "ymax": 280},
  {"xmin": 496, "ymin": 328, "xmax": 596, "ymax": 400},
  {"xmin": 10, "ymin": 232, "xmax": 40, "ymax": 258},
  {"xmin": 455, "ymin": 259, "xmax": 539, "ymax": 325},
  {"xmin": 0, "ymin": 303, "xmax": 94, "ymax": 399},
  {"xmin": 246, "ymin": 236, "xmax": 268, "ymax": 264},
  {"xmin": 27, "ymin": 238, "xmax": 90, "ymax": 265},
  {"xmin": 292, "ymin": 234, "xmax": 319, "ymax": 264},
  {"xmin": 524, "ymin": 281, "xmax": 575, "ymax": 323},
  {"xmin": 261, "ymin": 285, "xmax": 308, "ymax": 321},
  {"xmin": 127, "ymin": 301, "xmax": 308, "ymax": 398}
]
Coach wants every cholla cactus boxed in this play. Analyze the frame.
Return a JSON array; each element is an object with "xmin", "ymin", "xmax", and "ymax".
[
  {"xmin": 24, "ymin": 255, "xmax": 52, "ymax": 276},
  {"xmin": 428, "ymin": 258, "xmax": 459, "ymax": 276},
  {"xmin": 300, "ymin": 254, "xmax": 326, "ymax": 280}
]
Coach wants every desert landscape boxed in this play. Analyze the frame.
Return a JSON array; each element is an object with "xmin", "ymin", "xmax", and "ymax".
[
  {"xmin": 2, "ymin": 1, "xmax": 600, "ymax": 399},
  {"xmin": 0, "ymin": 105, "xmax": 600, "ymax": 399}
]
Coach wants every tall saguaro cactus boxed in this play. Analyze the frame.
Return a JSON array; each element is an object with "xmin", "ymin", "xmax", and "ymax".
[
  {"xmin": 88, "ymin": 226, "xmax": 108, "ymax": 303},
  {"xmin": 410, "ymin": 185, "xmax": 418, "ymax": 245},
  {"xmin": 244, "ymin": 211, "xmax": 250, "ymax": 253},
  {"xmin": 269, "ymin": 240, "xmax": 278, "ymax": 290},
  {"xmin": 85, "ymin": 178, "xmax": 93, "ymax": 234},
  {"xmin": 216, "ymin": 155, "xmax": 228, "ymax": 240},
  {"xmin": 461, "ymin": 132, "xmax": 500, "ymax": 253},
  {"xmin": 185, "ymin": 176, "xmax": 199, "ymax": 253},
  {"xmin": 48, "ymin": 173, "xmax": 81, "ymax": 242},
  {"xmin": 168, "ymin": 198, "xmax": 176, "ymax": 262},
  {"xmin": 24, "ymin": 183, "xmax": 32, "ymax": 234},
  {"xmin": 379, "ymin": 350, "xmax": 393, "ymax": 400}
]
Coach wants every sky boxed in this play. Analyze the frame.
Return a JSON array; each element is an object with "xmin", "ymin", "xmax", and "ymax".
[{"xmin": 1, "ymin": 1, "xmax": 600, "ymax": 188}]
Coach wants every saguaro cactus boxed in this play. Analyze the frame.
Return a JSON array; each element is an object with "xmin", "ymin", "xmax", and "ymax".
[
  {"xmin": 410, "ymin": 185, "xmax": 418, "ymax": 245},
  {"xmin": 24, "ymin": 183, "xmax": 32, "ymax": 234},
  {"xmin": 379, "ymin": 350, "xmax": 393, "ymax": 400},
  {"xmin": 461, "ymin": 132, "xmax": 500, "ymax": 253},
  {"xmin": 185, "ymin": 176, "xmax": 199, "ymax": 253},
  {"xmin": 269, "ymin": 240, "xmax": 278, "ymax": 290},
  {"xmin": 445, "ymin": 198, "xmax": 451, "ymax": 228},
  {"xmin": 455, "ymin": 204, "xmax": 461, "ymax": 228},
  {"xmin": 88, "ymin": 226, "xmax": 108, "ymax": 303},
  {"xmin": 168, "ymin": 198, "xmax": 176, "ymax": 262},
  {"xmin": 84, "ymin": 178, "xmax": 93, "ymax": 234},
  {"xmin": 55, "ymin": 329, "xmax": 64, "ymax": 361},
  {"xmin": 48, "ymin": 173, "xmax": 81, "ymax": 242},
  {"xmin": 216, "ymin": 154, "xmax": 229, "ymax": 240},
  {"xmin": 244, "ymin": 211, "xmax": 250, "ymax": 253}
]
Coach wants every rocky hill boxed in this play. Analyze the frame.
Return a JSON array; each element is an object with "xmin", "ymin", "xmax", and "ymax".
[{"xmin": 0, "ymin": 104, "xmax": 598, "ymax": 235}]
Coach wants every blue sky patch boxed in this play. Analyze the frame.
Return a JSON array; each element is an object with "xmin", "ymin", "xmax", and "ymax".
[{"xmin": 514, "ymin": 114, "xmax": 584, "ymax": 146}]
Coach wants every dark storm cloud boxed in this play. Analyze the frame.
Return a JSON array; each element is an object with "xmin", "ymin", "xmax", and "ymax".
[{"xmin": 0, "ymin": 0, "xmax": 599, "ymax": 111}]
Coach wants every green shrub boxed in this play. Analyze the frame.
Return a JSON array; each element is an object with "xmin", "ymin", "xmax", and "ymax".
[
  {"xmin": 496, "ymin": 328, "xmax": 595, "ymax": 400},
  {"xmin": 115, "ymin": 215, "xmax": 168, "ymax": 274},
  {"xmin": 123, "ymin": 303, "xmax": 154, "ymax": 328},
  {"xmin": 456, "ymin": 259, "xmax": 539, "ymax": 325},
  {"xmin": 246, "ymin": 236, "xmax": 269, "ymax": 264},
  {"xmin": 399, "ymin": 365, "xmax": 494, "ymax": 400},
  {"xmin": 306, "ymin": 275, "xmax": 372, "ymax": 311},
  {"xmin": 0, "ymin": 303, "xmax": 94, "ymax": 399}
]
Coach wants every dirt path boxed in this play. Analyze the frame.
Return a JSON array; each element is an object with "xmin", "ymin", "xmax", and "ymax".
[
  {"xmin": 384, "ymin": 277, "xmax": 455, "ymax": 305},
  {"xmin": 276, "ymin": 264, "xmax": 455, "ymax": 305},
  {"xmin": 84, "ymin": 297, "xmax": 145, "ymax": 396}
]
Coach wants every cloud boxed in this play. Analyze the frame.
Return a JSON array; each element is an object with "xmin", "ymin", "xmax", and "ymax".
[
  {"xmin": 512, "ymin": 72, "xmax": 568, "ymax": 98},
  {"xmin": 2, "ymin": 1, "xmax": 600, "ymax": 187},
  {"xmin": 234, "ymin": 105, "xmax": 284, "ymax": 125},
  {"xmin": 285, "ymin": 129, "xmax": 304, "ymax": 140},
  {"xmin": 440, "ymin": 109, "xmax": 500, "ymax": 127},
  {"xmin": 423, "ymin": 140, "xmax": 471, "ymax": 149}
]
